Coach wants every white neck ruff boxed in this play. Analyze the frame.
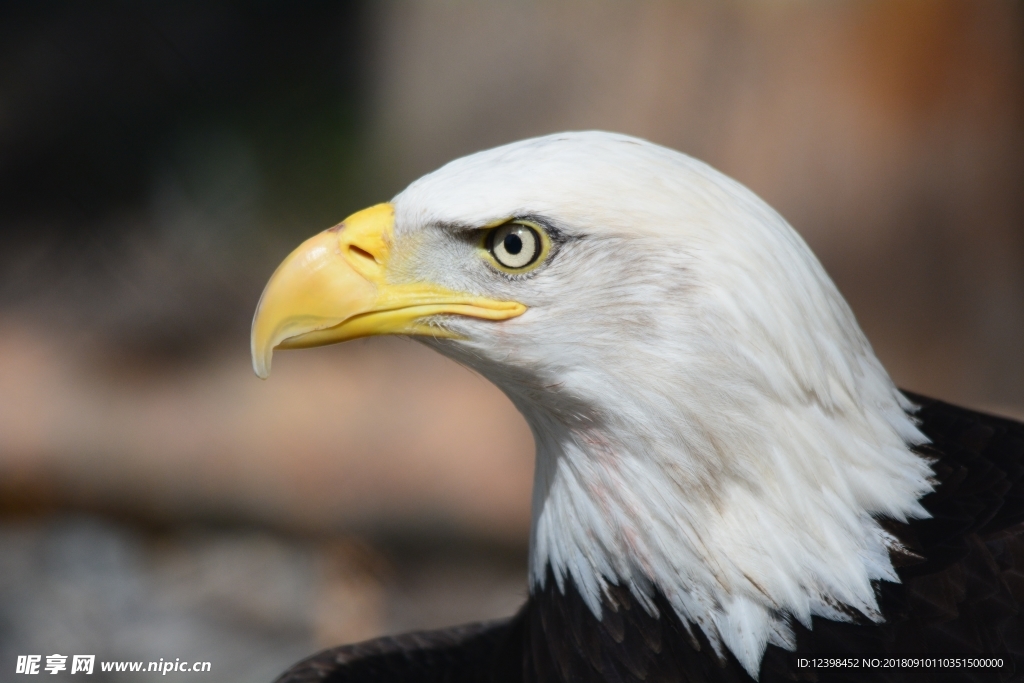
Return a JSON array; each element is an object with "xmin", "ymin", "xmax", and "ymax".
[{"xmin": 518, "ymin": 371, "xmax": 931, "ymax": 678}]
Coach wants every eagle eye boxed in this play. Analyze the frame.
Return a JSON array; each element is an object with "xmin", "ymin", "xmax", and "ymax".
[{"xmin": 485, "ymin": 222, "xmax": 546, "ymax": 272}]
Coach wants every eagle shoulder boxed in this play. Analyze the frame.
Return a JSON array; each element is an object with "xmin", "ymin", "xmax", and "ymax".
[{"xmin": 273, "ymin": 617, "xmax": 524, "ymax": 683}]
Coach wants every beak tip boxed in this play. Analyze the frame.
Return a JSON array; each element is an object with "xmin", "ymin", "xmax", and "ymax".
[
  {"xmin": 252, "ymin": 359, "xmax": 270, "ymax": 380},
  {"xmin": 251, "ymin": 338, "xmax": 272, "ymax": 379}
]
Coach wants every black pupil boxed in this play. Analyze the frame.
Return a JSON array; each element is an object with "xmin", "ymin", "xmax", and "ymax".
[{"xmin": 504, "ymin": 233, "xmax": 523, "ymax": 255}]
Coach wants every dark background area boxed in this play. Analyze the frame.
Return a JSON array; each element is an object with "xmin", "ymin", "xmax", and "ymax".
[
  {"xmin": 0, "ymin": 1, "xmax": 368, "ymax": 225},
  {"xmin": 1, "ymin": 1, "xmax": 1023, "ymax": 681},
  {"xmin": 0, "ymin": 1, "xmax": 374, "ymax": 359}
]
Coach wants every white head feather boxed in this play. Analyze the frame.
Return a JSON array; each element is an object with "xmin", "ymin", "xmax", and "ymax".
[{"xmin": 391, "ymin": 132, "xmax": 934, "ymax": 677}]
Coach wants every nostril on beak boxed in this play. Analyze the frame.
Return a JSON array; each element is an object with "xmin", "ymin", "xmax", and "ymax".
[{"xmin": 348, "ymin": 245, "xmax": 379, "ymax": 265}]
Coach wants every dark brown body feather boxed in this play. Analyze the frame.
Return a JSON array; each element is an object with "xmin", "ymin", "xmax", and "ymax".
[{"xmin": 275, "ymin": 393, "xmax": 1024, "ymax": 683}]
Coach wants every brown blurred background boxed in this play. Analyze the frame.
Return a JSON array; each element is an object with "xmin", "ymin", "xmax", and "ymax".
[{"xmin": 1, "ymin": 1, "xmax": 1022, "ymax": 680}]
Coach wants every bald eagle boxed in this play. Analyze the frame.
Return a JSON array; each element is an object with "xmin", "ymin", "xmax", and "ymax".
[{"xmin": 252, "ymin": 132, "xmax": 1024, "ymax": 682}]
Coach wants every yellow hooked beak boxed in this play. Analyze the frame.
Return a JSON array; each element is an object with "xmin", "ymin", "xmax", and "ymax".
[{"xmin": 251, "ymin": 203, "xmax": 527, "ymax": 378}]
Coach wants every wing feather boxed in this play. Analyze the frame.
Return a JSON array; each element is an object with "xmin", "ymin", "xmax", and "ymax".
[{"xmin": 273, "ymin": 617, "xmax": 524, "ymax": 683}]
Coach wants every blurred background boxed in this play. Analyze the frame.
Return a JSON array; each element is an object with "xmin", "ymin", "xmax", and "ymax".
[{"xmin": 1, "ymin": 1, "xmax": 1022, "ymax": 680}]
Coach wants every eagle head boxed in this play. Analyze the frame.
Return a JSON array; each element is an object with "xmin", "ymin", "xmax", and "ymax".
[{"xmin": 251, "ymin": 131, "xmax": 934, "ymax": 676}]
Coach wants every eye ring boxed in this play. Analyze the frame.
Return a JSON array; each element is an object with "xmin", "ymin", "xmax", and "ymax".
[{"xmin": 485, "ymin": 222, "xmax": 547, "ymax": 272}]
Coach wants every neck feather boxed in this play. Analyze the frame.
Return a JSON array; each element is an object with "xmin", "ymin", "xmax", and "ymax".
[{"xmin": 519, "ymin": 377, "xmax": 932, "ymax": 678}]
